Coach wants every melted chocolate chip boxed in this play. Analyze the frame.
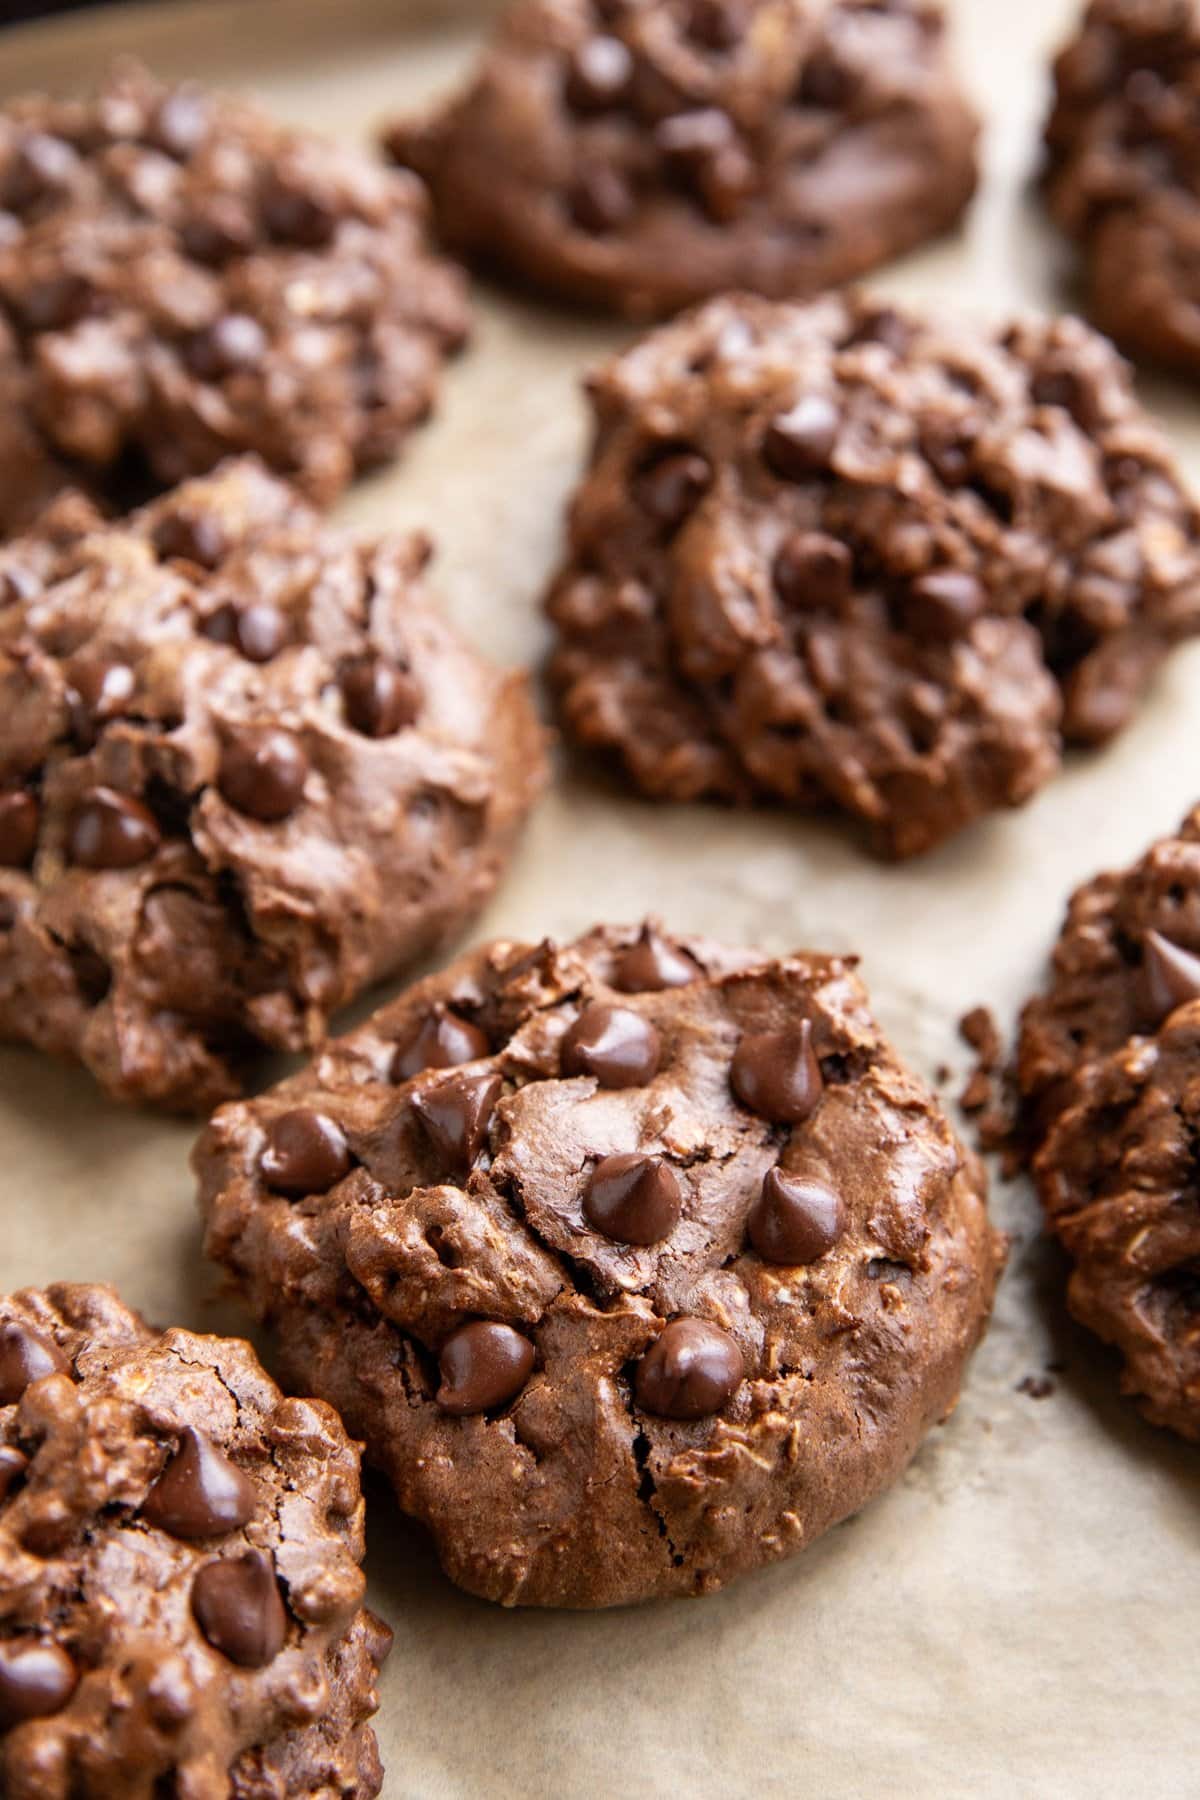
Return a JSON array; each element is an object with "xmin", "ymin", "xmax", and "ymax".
[
  {"xmin": 773, "ymin": 531, "xmax": 852, "ymax": 609},
  {"xmin": 0, "ymin": 1322, "xmax": 69, "ymax": 1405},
  {"xmin": 340, "ymin": 657, "xmax": 421, "ymax": 738},
  {"xmin": 187, "ymin": 313, "xmax": 267, "ymax": 380},
  {"xmin": 634, "ymin": 449, "xmax": 713, "ymax": 531},
  {"xmin": 153, "ymin": 511, "xmax": 228, "ymax": 569},
  {"xmin": 191, "ymin": 1551, "xmax": 287, "ymax": 1668},
  {"xmin": 612, "ymin": 926, "xmax": 698, "ymax": 994},
  {"xmin": 0, "ymin": 790, "xmax": 38, "ymax": 869},
  {"xmin": 261, "ymin": 1110, "xmax": 351, "ymax": 1198},
  {"xmin": 731, "ymin": 1021, "xmax": 823, "ymax": 1122},
  {"xmin": 749, "ymin": 1169, "xmax": 845, "ymax": 1264},
  {"xmin": 437, "ymin": 1321, "xmax": 536, "ymax": 1415},
  {"xmin": 67, "ymin": 789, "xmax": 161, "ymax": 870},
  {"xmin": 905, "ymin": 570, "xmax": 986, "ymax": 640},
  {"xmin": 566, "ymin": 36, "xmax": 634, "ymax": 111},
  {"xmin": 392, "ymin": 1006, "xmax": 489, "ymax": 1082},
  {"xmin": 635, "ymin": 1318, "xmax": 744, "ymax": 1419},
  {"xmin": 763, "ymin": 397, "xmax": 840, "ymax": 479},
  {"xmin": 584, "ymin": 1152, "xmax": 682, "ymax": 1245},
  {"xmin": 1142, "ymin": 930, "xmax": 1200, "ymax": 1024},
  {"xmin": 218, "ymin": 729, "xmax": 308, "ymax": 822},
  {"xmin": 562, "ymin": 1004, "xmax": 662, "ymax": 1088},
  {"xmin": 412, "ymin": 1070, "xmax": 503, "ymax": 1169},
  {"xmin": 203, "ymin": 601, "xmax": 289, "ymax": 663},
  {"xmin": 0, "ymin": 1640, "xmax": 78, "ymax": 1729},
  {"xmin": 570, "ymin": 164, "xmax": 635, "ymax": 233},
  {"xmin": 0, "ymin": 1445, "xmax": 28, "ymax": 1502},
  {"xmin": 141, "ymin": 1427, "xmax": 257, "ymax": 1540},
  {"xmin": 66, "ymin": 656, "xmax": 136, "ymax": 744}
]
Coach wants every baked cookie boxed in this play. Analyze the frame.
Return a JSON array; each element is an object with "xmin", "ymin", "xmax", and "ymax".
[
  {"xmin": 0, "ymin": 1282, "xmax": 391, "ymax": 1796},
  {"xmin": 196, "ymin": 923, "xmax": 1003, "ymax": 1609},
  {"xmin": 1017, "ymin": 807, "xmax": 1200, "ymax": 1439},
  {"xmin": 1044, "ymin": 0, "xmax": 1200, "ymax": 378},
  {"xmin": 546, "ymin": 291, "xmax": 1200, "ymax": 858},
  {"xmin": 0, "ymin": 60, "xmax": 468, "ymax": 521},
  {"xmin": 0, "ymin": 459, "xmax": 546, "ymax": 1111},
  {"xmin": 384, "ymin": 0, "xmax": 979, "ymax": 319}
]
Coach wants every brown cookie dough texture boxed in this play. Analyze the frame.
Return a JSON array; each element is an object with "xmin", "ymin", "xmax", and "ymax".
[
  {"xmin": 0, "ymin": 459, "xmax": 547, "ymax": 1111},
  {"xmin": 385, "ymin": 0, "xmax": 978, "ymax": 318},
  {"xmin": 1017, "ymin": 808, "xmax": 1200, "ymax": 1440},
  {"xmin": 546, "ymin": 291, "xmax": 1200, "ymax": 857},
  {"xmin": 197, "ymin": 923, "xmax": 1003, "ymax": 1609},
  {"xmin": 0, "ymin": 60, "xmax": 468, "ymax": 525},
  {"xmin": 1044, "ymin": 0, "xmax": 1200, "ymax": 377},
  {"xmin": 0, "ymin": 1282, "xmax": 391, "ymax": 1797}
]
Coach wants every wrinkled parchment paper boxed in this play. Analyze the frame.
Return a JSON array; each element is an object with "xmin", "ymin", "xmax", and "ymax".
[{"xmin": 1, "ymin": 2, "xmax": 1197, "ymax": 1793}]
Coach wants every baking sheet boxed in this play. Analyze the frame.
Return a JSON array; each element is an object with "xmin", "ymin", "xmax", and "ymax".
[{"xmin": 1, "ymin": 1, "xmax": 1198, "ymax": 1794}]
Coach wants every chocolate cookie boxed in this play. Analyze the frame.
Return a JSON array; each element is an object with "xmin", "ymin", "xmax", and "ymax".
[
  {"xmin": 384, "ymin": 0, "xmax": 979, "ymax": 319},
  {"xmin": 0, "ymin": 60, "xmax": 468, "ymax": 521},
  {"xmin": 0, "ymin": 1282, "xmax": 391, "ymax": 1796},
  {"xmin": 0, "ymin": 459, "xmax": 546, "ymax": 1111},
  {"xmin": 545, "ymin": 291, "xmax": 1200, "ymax": 857},
  {"xmin": 196, "ymin": 923, "xmax": 1003, "ymax": 1609},
  {"xmin": 1044, "ymin": 0, "xmax": 1200, "ymax": 378},
  {"xmin": 1017, "ymin": 808, "xmax": 1200, "ymax": 1439}
]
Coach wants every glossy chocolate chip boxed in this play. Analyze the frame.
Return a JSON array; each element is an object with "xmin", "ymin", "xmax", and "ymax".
[
  {"xmin": 749, "ymin": 1169, "xmax": 844, "ymax": 1264},
  {"xmin": 261, "ymin": 1110, "xmax": 351, "ymax": 1198},
  {"xmin": 340, "ymin": 657, "xmax": 421, "ymax": 738},
  {"xmin": 392, "ymin": 1006, "xmax": 489, "ymax": 1082},
  {"xmin": 1142, "ymin": 930, "xmax": 1200, "ymax": 1024},
  {"xmin": 203, "ymin": 601, "xmax": 289, "ymax": 664},
  {"xmin": 773, "ymin": 531, "xmax": 852, "ymax": 609},
  {"xmin": 566, "ymin": 35, "xmax": 633, "ymax": 110},
  {"xmin": 191, "ymin": 1551, "xmax": 287, "ymax": 1669},
  {"xmin": 634, "ymin": 450, "xmax": 713, "ymax": 531},
  {"xmin": 437, "ymin": 1321, "xmax": 535, "ymax": 1415},
  {"xmin": 141, "ymin": 1427, "xmax": 257, "ymax": 1540},
  {"xmin": 0, "ymin": 790, "xmax": 38, "ymax": 869},
  {"xmin": 263, "ymin": 183, "xmax": 336, "ymax": 248},
  {"xmin": 0, "ymin": 1322, "xmax": 69, "ymax": 1405},
  {"xmin": 0, "ymin": 1444, "xmax": 28, "ymax": 1502},
  {"xmin": 731, "ymin": 1021, "xmax": 823, "ymax": 1123},
  {"xmin": 905, "ymin": 570, "xmax": 986, "ymax": 640},
  {"xmin": 218, "ymin": 730, "xmax": 308, "ymax": 822},
  {"xmin": 153, "ymin": 511, "xmax": 227, "ymax": 569},
  {"xmin": 0, "ymin": 1640, "xmax": 78, "ymax": 1729},
  {"xmin": 612, "ymin": 926, "xmax": 698, "ymax": 994},
  {"xmin": 152, "ymin": 89, "xmax": 211, "ymax": 159},
  {"xmin": 562, "ymin": 1005, "xmax": 662, "ymax": 1088},
  {"xmin": 67, "ymin": 789, "xmax": 161, "ymax": 870},
  {"xmin": 66, "ymin": 656, "xmax": 136, "ymax": 744},
  {"xmin": 763, "ymin": 397, "xmax": 840, "ymax": 479},
  {"xmin": 570, "ymin": 164, "xmax": 635, "ymax": 233},
  {"xmin": 584, "ymin": 1152, "xmax": 682, "ymax": 1245},
  {"xmin": 412, "ymin": 1070, "xmax": 502, "ymax": 1170},
  {"xmin": 635, "ymin": 1318, "xmax": 744, "ymax": 1419},
  {"xmin": 187, "ymin": 313, "xmax": 267, "ymax": 380},
  {"xmin": 655, "ymin": 106, "xmax": 735, "ymax": 168}
]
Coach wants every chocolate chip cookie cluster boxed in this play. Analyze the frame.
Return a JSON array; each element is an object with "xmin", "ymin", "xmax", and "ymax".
[{"xmin": 196, "ymin": 924, "xmax": 1002, "ymax": 1608}]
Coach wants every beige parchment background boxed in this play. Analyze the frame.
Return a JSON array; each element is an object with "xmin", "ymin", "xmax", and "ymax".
[{"xmin": 0, "ymin": 1, "xmax": 1197, "ymax": 1793}]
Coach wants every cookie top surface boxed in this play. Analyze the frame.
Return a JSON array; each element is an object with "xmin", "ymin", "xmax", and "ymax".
[
  {"xmin": 546, "ymin": 290, "xmax": 1200, "ymax": 856},
  {"xmin": 0, "ymin": 458, "xmax": 547, "ymax": 1111},
  {"xmin": 197, "ymin": 923, "xmax": 1001, "ymax": 1608},
  {"xmin": 385, "ymin": 0, "xmax": 978, "ymax": 318},
  {"xmin": 0, "ymin": 59, "xmax": 469, "ymax": 515},
  {"xmin": 0, "ymin": 1282, "xmax": 391, "ymax": 1797}
]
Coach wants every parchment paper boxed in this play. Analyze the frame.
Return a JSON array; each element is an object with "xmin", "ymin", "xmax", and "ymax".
[{"xmin": 0, "ymin": 2, "xmax": 1197, "ymax": 1794}]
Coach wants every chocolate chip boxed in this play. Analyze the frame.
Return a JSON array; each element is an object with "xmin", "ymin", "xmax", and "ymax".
[
  {"xmin": 763, "ymin": 397, "xmax": 840, "ymax": 479},
  {"xmin": 20, "ymin": 271, "xmax": 94, "ymax": 332},
  {"xmin": 566, "ymin": 36, "xmax": 634, "ymax": 111},
  {"xmin": 634, "ymin": 448, "xmax": 712, "ymax": 531},
  {"xmin": 798, "ymin": 50, "xmax": 853, "ymax": 108},
  {"xmin": 67, "ymin": 789, "xmax": 161, "ymax": 870},
  {"xmin": 392, "ymin": 1006, "xmax": 489, "ymax": 1082},
  {"xmin": 187, "ymin": 313, "xmax": 268, "ymax": 381},
  {"xmin": 688, "ymin": 0, "xmax": 746, "ymax": 50},
  {"xmin": 218, "ymin": 729, "xmax": 308, "ymax": 822},
  {"xmin": 731, "ymin": 1021, "xmax": 823, "ymax": 1123},
  {"xmin": 570, "ymin": 164, "xmax": 636, "ymax": 233},
  {"xmin": 0, "ymin": 1444, "xmax": 28, "ymax": 1502},
  {"xmin": 66, "ymin": 656, "xmax": 136, "ymax": 744},
  {"xmin": 141, "ymin": 1426, "xmax": 257, "ymax": 1540},
  {"xmin": 655, "ymin": 107, "xmax": 735, "ymax": 168},
  {"xmin": 773, "ymin": 531, "xmax": 853, "ymax": 610},
  {"xmin": 1031, "ymin": 366, "xmax": 1102, "ymax": 432},
  {"xmin": 0, "ymin": 1640, "xmax": 78, "ymax": 1728},
  {"xmin": 0, "ymin": 790, "xmax": 38, "ymax": 869},
  {"xmin": 584, "ymin": 1152, "xmax": 682, "ymax": 1245},
  {"xmin": 412, "ymin": 1069, "xmax": 503, "ymax": 1169},
  {"xmin": 151, "ymin": 89, "xmax": 211, "ymax": 159},
  {"xmin": 562, "ymin": 1004, "xmax": 662, "ymax": 1088},
  {"xmin": 749, "ymin": 1168, "xmax": 844, "ymax": 1264},
  {"xmin": 153, "ymin": 511, "xmax": 227, "ymax": 569},
  {"xmin": 904, "ymin": 570, "xmax": 986, "ymax": 640},
  {"xmin": 0, "ymin": 1321, "xmax": 69, "ymax": 1405},
  {"xmin": 191, "ymin": 1551, "xmax": 287, "ymax": 1668},
  {"xmin": 697, "ymin": 142, "xmax": 755, "ymax": 221},
  {"xmin": 203, "ymin": 601, "xmax": 289, "ymax": 663},
  {"xmin": 1142, "ymin": 930, "xmax": 1200, "ymax": 1024},
  {"xmin": 340, "ymin": 657, "xmax": 421, "ymax": 738},
  {"xmin": 261, "ymin": 1109, "xmax": 351, "ymax": 1197},
  {"xmin": 612, "ymin": 926, "xmax": 698, "ymax": 993},
  {"xmin": 6, "ymin": 133, "xmax": 79, "ymax": 211},
  {"xmin": 262, "ymin": 181, "xmax": 336, "ymax": 248},
  {"xmin": 634, "ymin": 1317, "xmax": 743, "ymax": 1419},
  {"xmin": 437, "ymin": 1321, "xmax": 536, "ymax": 1415}
]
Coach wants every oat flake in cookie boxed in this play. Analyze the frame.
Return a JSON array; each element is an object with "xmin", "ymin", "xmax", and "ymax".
[
  {"xmin": 1017, "ymin": 808, "xmax": 1200, "ymax": 1440},
  {"xmin": 384, "ymin": 0, "xmax": 978, "ymax": 319},
  {"xmin": 0, "ymin": 59, "xmax": 468, "ymax": 520},
  {"xmin": 196, "ymin": 924, "xmax": 1003, "ymax": 1609},
  {"xmin": 0, "ymin": 1283, "xmax": 391, "ymax": 1797},
  {"xmin": 0, "ymin": 459, "xmax": 546, "ymax": 1111},
  {"xmin": 546, "ymin": 291, "xmax": 1200, "ymax": 858}
]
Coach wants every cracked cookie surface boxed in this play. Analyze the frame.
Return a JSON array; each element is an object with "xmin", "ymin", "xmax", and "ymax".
[
  {"xmin": 0, "ymin": 459, "xmax": 547, "ymax": 1111},
  {"xmin": 197, "ymin": 923, "xmax": 1002, "ymax": 1609},
  {"xmin": 0, "ymin": 1281, "xmax": 391, "ymax": 1798},
  {"xmin": 385, "ymin": 0, "xmax": 978, "ymax": 319},
  {"xmin": 546, "ymin": 290, "xmax": 1200, "ymax": 857}
]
